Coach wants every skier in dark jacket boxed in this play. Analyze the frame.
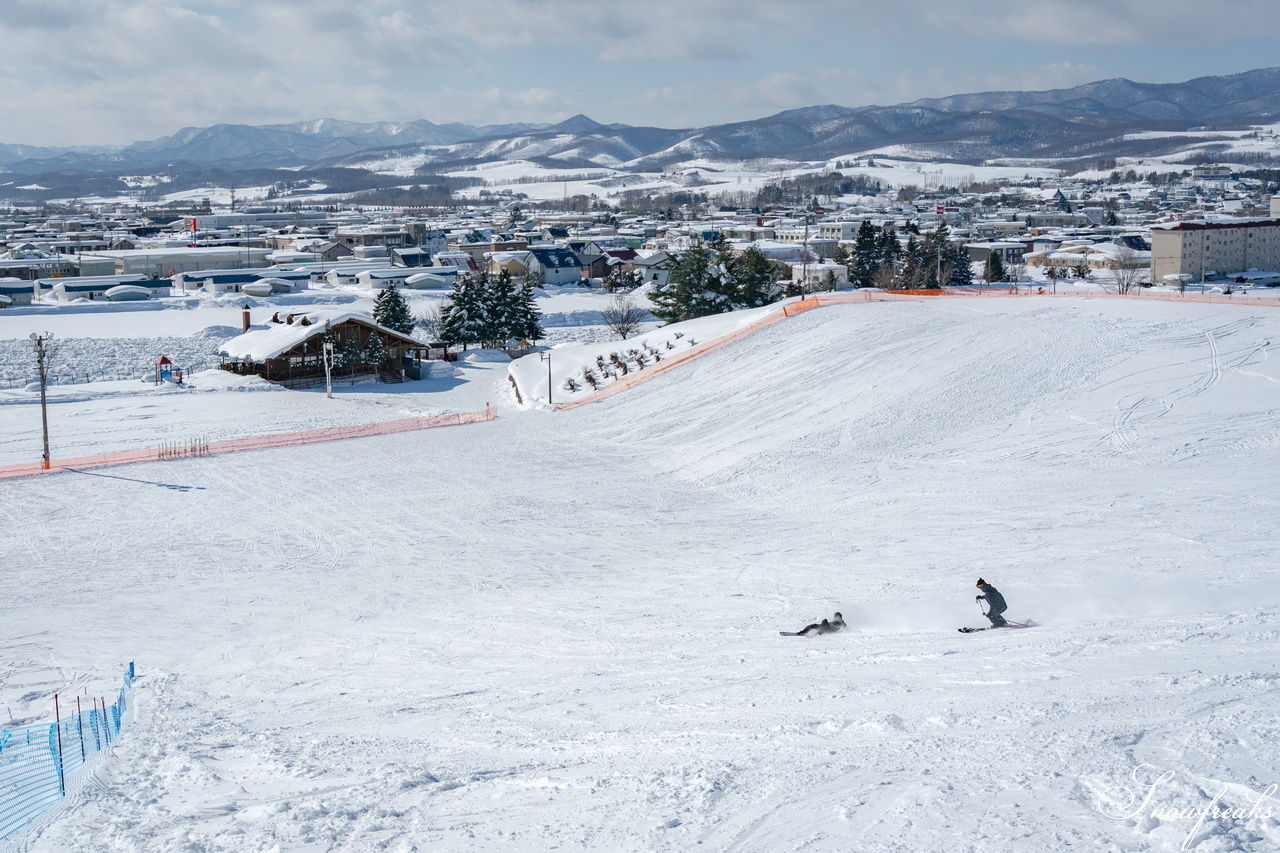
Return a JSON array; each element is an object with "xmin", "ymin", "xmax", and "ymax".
[
  {"xmin": 795, "ymin": 613, "xmax": 846, "ymax": 635},
  {"xmin": 975, "ymin": 579, "xmax": 1008, "ymax": 627}
]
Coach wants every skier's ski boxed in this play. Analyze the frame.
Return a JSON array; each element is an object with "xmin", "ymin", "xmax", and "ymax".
[
  {"xmin": 779, "ymin": 631, "xmax": 802, "ymax": 636},
  {"xmin": 958, "ymin": 621, "xmax": 1029, "ymax": 634}
]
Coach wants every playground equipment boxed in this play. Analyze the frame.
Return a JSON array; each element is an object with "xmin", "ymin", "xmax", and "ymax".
[{"xmin": 154, "ymin": 356, "xmax": 184, "ymax": 385}]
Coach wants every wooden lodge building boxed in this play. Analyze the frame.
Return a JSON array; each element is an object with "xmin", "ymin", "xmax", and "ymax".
[{"xmin": 219, "ymin": 309, "xmax": 435, "ymax": 387}]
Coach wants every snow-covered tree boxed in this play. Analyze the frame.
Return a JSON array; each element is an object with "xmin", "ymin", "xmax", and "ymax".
[
  {"xmin": 648, "ymin": 243, "xmax": 718, "ymax": 323},
  {"xmin": 441, "ymin": 272, "xmax": 487, "ymax": 349},
  {"xmin": 483, "ymin": 269, "xmax": 520, "ymax": 347},
  {"xmin": 372, "ymin": 282, "xmax": 414, "ymax": 335},
  {"xmin": 364, "ymin": 331, "xmax": 387, "ymax": 366},
  {"xmin": 340, "ymin": 332, "xmax": 364, "ymax": 368},
  {"xmin": 513, "ymin": 279, "xmax": 544, "ymax": 342},
  {"xmin": 320, "ymin": 320, "xmax": 337, "ymax": 356}
]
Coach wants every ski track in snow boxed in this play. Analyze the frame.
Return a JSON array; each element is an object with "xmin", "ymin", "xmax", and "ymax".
[{"xmin": 1, "ymin": 296, "xmax": 1279, "ymax": 851}]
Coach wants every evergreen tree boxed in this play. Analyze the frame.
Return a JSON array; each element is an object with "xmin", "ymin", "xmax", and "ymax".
[
  {"xmin": 364, "ymin": 331, "xmax": 387, "ymax": 366},
  {"xmin": 878, "ymin": 227, "xmax": 902, "ymax": 274},
  {"xmin": 649, "ymin": 243, "xmax": 718, "ymax": 323},
  {"xmin": 320, "ymin": 320, "xmax": 337, "ymax": 358},
  {"xmin": 729, "ymin": 246, "xmax": 781, "ymax": 308},
  {"xmin": 447, "ymin": 271, "xmax": 492, "ymax": 348},
  {"xmin": 946, "ymin": 240, "xmax": 974, "ymax": 287},
  {"xmin": 439, "ymin": 298, "xmax": 468, "ymax": 348},
  {"xmin": 514, "ymin": 279, "xmax": 545, "ymax": 341},
  {"xmin": 920, "ymin": 223, "xmax": 963, "ymax": 288},
  {"xmin": 852, "ymin": 220, "xmax": 880, "ymax": 288},
  {"xmin": 895, "ymin": 235, "xmax": 926, "ymax": 289},
  {"xmin": 919, "ymin": 227, "xmax": 938, "ymax": 288},
  {"xmin": 482, "ymin": 269, "xmax": 519, "ymax": 347},
  {"xmin": 441, "ymin": 274, "xmax": 483, "ymax": 349},
  {"xmin": 372, "ymin": 283, "xmax": 415, "ymax": 335},
  {"xmin": 340, "ymin": 332, "xmax": 364, "ymax": 368}
]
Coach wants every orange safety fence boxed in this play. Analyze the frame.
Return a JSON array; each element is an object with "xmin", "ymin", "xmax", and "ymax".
[
  {"xmin": 782, "ymin": 296, "xmax": 822, "ymax": 316},
  {"xmin": 0, "ymin": 406, "xmax": 497, "ymax": 481},
  {"xmin": 936, "ymin": 287, "xmax": 1280, "ymax": 306}
]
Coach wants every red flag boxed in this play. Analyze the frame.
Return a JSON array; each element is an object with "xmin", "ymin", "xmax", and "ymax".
[{"xmin": 167, "ymin": 267, "xmax": 176, "ymax": 277}]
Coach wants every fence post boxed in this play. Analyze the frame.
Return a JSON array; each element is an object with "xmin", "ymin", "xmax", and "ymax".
[
  {"xmin": 76, "ymin": 695, "xmax": 85, "ymax": 762},
  {"xmin": 53, "ymin": 695, "xmax": 65, "ymax": 796}
]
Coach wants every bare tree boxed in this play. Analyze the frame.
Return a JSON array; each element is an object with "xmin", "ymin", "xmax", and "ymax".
[
  {"xmin": 600, "ymin": 296, "xmax": 650, "ymax": 340},
  {"xmin": 414, "ymin": 300, "xmax": 445, "ymax": 340},
  {"xmin": 1006, "ymin": 261, "xmax": 1026, "ymax": 291},
  {"xmin": 1108, "ymin": 245, "xmax": 1147, "ymax": 294},
  {"xmin": 1045, "ymin": 265, "xmax": 1062, "ymax": 293},
  {"xmin": 937, "ymin": 260, "xmax": 954, "ymax": 291},
  {"xmin": 871, "ymin": 264, "xmax": 898, "ymax": 290}
]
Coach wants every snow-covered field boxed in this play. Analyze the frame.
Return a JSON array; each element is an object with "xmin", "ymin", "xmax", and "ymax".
[
  {"xmin": 3, "ymin": 294, "xmax": 1280, "ymax": 852},
  {"xmin": 439, "ymin": 157, "xmax": 1061, "ymax": 204}
]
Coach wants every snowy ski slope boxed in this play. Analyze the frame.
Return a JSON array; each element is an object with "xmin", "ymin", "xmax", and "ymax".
[{"xmin": 2, "ymin": 296, "xmax": 1279, "ymax": 852}]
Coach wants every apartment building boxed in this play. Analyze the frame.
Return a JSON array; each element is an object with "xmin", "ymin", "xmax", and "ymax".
[{"xmin": 1150, "ymin": 218, "xmax": 1280, "ymax": 282}]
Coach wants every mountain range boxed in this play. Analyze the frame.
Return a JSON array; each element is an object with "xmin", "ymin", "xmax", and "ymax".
[{"xmin": 3, "ymin": 67, "xmax": 1279, "ymax": 181}]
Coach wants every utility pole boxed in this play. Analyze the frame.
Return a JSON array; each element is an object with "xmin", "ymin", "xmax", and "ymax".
[
  {"xmin": 540, "ymin": 351, "xmax": 552, "ymax": 405},
  {"xmin": 30, "ymin": 332, "xmax": 54, "ymax": 469},
  {"xmin": 802, "ymin": 222, "xmax": 810, "ymax": 294},
  {"xmin": 936, "ymin": 231, "xmax": 942, "ymax": 289}
]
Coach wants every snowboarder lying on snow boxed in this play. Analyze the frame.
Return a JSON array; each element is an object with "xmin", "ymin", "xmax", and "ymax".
[
  {"xmin": 975, "ymin": 579, "xmax": 1008, "ymax": 627},
  {"xmin": 794, "ymin": 613, "xmax": 846, "ymax": 635}
]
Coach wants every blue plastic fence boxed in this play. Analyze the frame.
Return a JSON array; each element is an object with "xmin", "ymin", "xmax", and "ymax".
[{"xmin": 0, "ymin": 664, "xmax": 135, "ymax": 841}]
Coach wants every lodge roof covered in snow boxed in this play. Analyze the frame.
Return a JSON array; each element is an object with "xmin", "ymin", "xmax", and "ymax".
[{"xmin": 220, "ymin": 308, "xmax": 419, "ymax": 363}]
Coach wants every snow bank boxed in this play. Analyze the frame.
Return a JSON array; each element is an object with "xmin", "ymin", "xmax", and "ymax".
[{"xmin": 509, "ymin": 302, "xmax": 779, "ymax": 405}]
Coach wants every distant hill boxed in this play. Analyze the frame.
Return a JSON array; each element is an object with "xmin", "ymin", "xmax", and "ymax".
[{"xmin": 2, "ymin": 67, "xmax": 1279, "ymax": 182}]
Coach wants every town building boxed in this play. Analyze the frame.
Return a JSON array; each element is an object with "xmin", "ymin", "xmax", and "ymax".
[{"xmin": 1150, "ymin": 218, "xmax": 1280, "ymax": 283}]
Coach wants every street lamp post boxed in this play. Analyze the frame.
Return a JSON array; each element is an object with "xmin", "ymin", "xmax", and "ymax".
[
  {"xmin": 540, "ymin": 351, "xmax": 552, "ymax": 405},
  {"xmin": 323, "ymin": 342, "xmax": 334, "ymax": 399},
  {"xmin": 30, "ymin": 332, "xmax": 54, "ymax": 469}
]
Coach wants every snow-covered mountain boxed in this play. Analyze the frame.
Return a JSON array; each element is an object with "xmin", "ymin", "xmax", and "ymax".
[{"xmin": 3, "ymin": 67, "xmax": 1280, "ymax": 176}]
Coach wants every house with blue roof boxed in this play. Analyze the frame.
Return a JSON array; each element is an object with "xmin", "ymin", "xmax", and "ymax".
[
  {"xmin": 527, "ymin": 247, "xmax": 584, "ymax": 286},
  {"xmin": 172, "ymin": 268, "xmax": 310, "ymax": 295}
]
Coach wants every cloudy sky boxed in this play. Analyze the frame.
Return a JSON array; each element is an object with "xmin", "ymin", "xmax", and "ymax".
[{"xmin": 3, "ymin": 0, "xmax": 1278, "ymax": 147}]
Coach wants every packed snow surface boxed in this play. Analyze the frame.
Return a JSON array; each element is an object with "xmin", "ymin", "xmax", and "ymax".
[{"xmin": 3, "ymin": 296, "xmax": 1280, "ymax": 852}]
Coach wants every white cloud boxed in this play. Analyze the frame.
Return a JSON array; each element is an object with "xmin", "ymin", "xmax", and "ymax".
[
  {"xmin": 640, "ymin": 74, "xmax": 822, "ymax": 127},
  {"xmin": 0, "ymin": 0, "xmax": 1274, "ymax": 145},
  {"xmin": 888, "ymin": 0, "xmax": 1280, "ymax": 46}
]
